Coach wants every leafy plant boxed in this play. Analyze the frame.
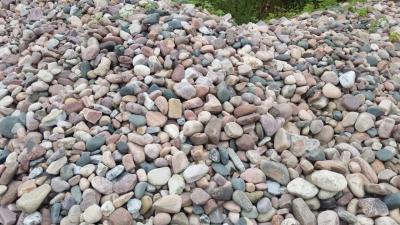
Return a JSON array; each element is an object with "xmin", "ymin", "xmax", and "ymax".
[
  {"xmin": 389, "ymin": 32, "xmax": 400, "ymax": 42},
  {"xmin": 174, "ymin": 0, "xmax": 368, "ymax": 24},
  {"xmin": 368, "ymin": 20, "xmax": 379, "ymax": 33},
  {"xmin": 357, "ymin": 7, "xmax": 368, "ymax": 17}
]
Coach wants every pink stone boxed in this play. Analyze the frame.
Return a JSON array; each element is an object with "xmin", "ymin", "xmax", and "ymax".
[
  {"xmin": 146, "ymin": 111, "xmax": 167, "ymax": 127},
  {"xmin": 0, "ymin": 207, "xmax": 16, "ymax": 225},
  {"xmin": 82, "ymin": 108, "xmax": 102, "ymax": 124},
  {"xmin": 240, "ymin": 168, "xmax": 266, "ymax": 184}
]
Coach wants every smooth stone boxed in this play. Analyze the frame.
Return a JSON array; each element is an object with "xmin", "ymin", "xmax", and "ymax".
[
  {"xmin": 108, "ymin": 208, "xmax": 133, "ymax": 225},
  {"xmin": 384, "ymin": 193, "xmax": 400, "ymax": 210},
  {"xmin": 127, "ymin": 198, "xmax": 142, "ymax": 214},
  {"xmin": 153, "ymin": 195, "xmax": 182, "ymax": 213},
  {"xmin": 147, "ymin": 167, "xmax": 171, "ymax": 186},
  {"xmin": 240, "ymin": 168, "xmax": 266, "ymax": 184},
  {"xmin": 292, "ymin": 198, "xmax": 317, "ymax": 225},
  {"xmin": 260, "ymin": 160, "xmax": 290, "ymax": 185},
  {"xmin": 232, "ymin": 190, "xmax": 253, "ymax": 211},
  {"xmin": 358, "ymin": 198, "xmax": 389, "ymax": 217},
  {"xmin": 256, "ymin": 197, "xmax": 272, "ymax": 214},
  {"xmin": 339, "ymin": 71, "xmax": 356, "ymax": 88},
  {"xmin": 16, "ymin": 184, "xmax": 51, "ymax": 213},
  {"xmin": 86, "ymin": 135, "xmax": 106, "ymax": 152},
  {"xmin": 91, "ymin": 176, "xmax": 113, "ymax": 195},
  {"xmin": 310, "ymin": 170, "xmax": 347, "ymax": 192},
  {"xmin": 317, "ymin": 210, "xmax": 339, "ymax": 225},
  {"xmin": 287, "ymin": 177, "xmax": 319, "ymax": 199},
  {"xmin": 355, "ymin": 113, "xmax": 374, "ymax": 132},
  {"xmin": 82, "ymin": 205, "xmax": 102, "ymax": 223},
  {"xmin": 183, "ymin": 164, "xmax": 209, "ymax": 183}
]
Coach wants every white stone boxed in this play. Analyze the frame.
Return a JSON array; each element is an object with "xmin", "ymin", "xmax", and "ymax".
[
  {"xmin": 147, "ymin": 167, "xmax": 171, "ymax": 186},
  {"xmin": 287, "ymin": 177, "xmax": 319, "ymax": 199},
  {"xmin": 82, "ymin": 205, "xmax": 102, "ymax": 223},
  {"xmin": 339, "ymin": 71, "xmax": 356, "ymax": 88},
  {"xmin": 310, "ymin": 170, "xmax": 347, "ymax": 192},
  {"xmin": 183, "ymin": 164, "xmax": 209, "ymax": 183}
]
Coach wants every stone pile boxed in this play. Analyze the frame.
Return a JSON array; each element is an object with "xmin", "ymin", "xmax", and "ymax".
[{"xmin": 0, "ymin": 0, "xmax": 400, "ymax": 224}]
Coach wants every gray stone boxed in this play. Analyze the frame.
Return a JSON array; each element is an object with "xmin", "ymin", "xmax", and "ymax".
[{"xmin": 260, "ymin": 160, "xmax": 290, "ymax": 185}]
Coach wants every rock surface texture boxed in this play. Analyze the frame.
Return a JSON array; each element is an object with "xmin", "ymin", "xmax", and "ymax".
[{"xmin": 0, "ymin": 0, "xmax": 400, "ymax": 225}]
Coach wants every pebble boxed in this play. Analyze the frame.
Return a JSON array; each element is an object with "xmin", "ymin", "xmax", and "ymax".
[
  {"xmin": 358, "ymin": 198, "xmax": 389, "ymax": 217},
  {"xmin": 16, "ymin": 184, "xmax": 51, "ymax": 213},
  {"xmin": 23, "ymin": 212, "xmax": 42, "ymax": 225},
  {"xmin": 82, "ymin": 205, "xmax": 102, "ymax": 223},
  {"xmin": 153, "ymin": 195, "xmax": 182, "ymax": 213},
  {"xmin": 339, "ymin": 71, "xmax": 356, "ymax": 88},
  {"xmin": 287, "ymin": 177, "xmax": 319, "ymax": 199},
  {"xmin": 310, "ymin": 170, "xmax": 347, "ymax": 192},
  {"xmin": 183, "ymin": 164, "xmax": 209, "ymax": 183},
  {"xmin": 147, "ymin": 167, "xmax": 171, "ymax": 186},
  {"xmin": 260, "ymin": 160, "xmax": 290, "ymax": 185}
]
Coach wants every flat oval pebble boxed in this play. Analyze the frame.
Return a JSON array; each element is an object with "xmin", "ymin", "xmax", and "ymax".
[{"xmin": 310, "ymin": 170, "xmax": 348, "ymax": 192}]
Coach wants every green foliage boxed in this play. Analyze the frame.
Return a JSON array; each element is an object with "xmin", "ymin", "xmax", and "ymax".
[
  {"xmin": 368, "ymin": 16, "xmax": 388, "ymax": 33},
  {"xmin": 368, "ymin": 20, "xmax": 379, "ymax": 33},
  {"xmin": 144, "ymin": 2, "xmax": 158, "ymax": 10},
  {"xmin": 389, "ymin": 32, "xmax": 400, "ymax": 42},
  {"xmin": 175, "ymin": 0, "xmax": 368, "ymax": 24},
  {"xmin": 357, "ymin": 7, "xmax": 368, "ymax": 17}
]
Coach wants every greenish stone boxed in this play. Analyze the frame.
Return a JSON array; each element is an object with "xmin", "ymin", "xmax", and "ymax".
[
  {"xmin": 366, "ymin": 128, "xmax": 377, "ymax": 137},
  {"xmin": 86, "ymin": 135, "xmax": 106, "ymax": 152},
  {"xmin": 233, "ymin": 190, "xmax": 253, "ymax": 211},
  {"xmin": 192, "ymin": 205, "xmax": 204, "ymax": 215},
  {"xmin": 209, "ymin": 149, "xmax": 220, "ymax": 162},
  {"xmin": 168, "ymin": 19, "xmax": 182, "ymax": 30},
  {"xmin": 275, "ymin": 54, "xmax": 290, "ymax": 61},
  {"xmin": 240, "ymin": 38, "xmax": 251, "ymax": 46},
  {"xmin": 120, "ymin": 84, "xmax": 140, "ymax": 96},
  {"xmin": 376, "ymin": 148, "xmax": 394, "ymax": 161},
  {"xmin": 51, "ymin": 203, "xmax": 61, "ymax": 224},
  {"xmin": 231, "ymin": 177, "xmax": 245, "ymax": 191},
  {"xmin": 332, "ymin": 111, "xmax": 342, "ymax": 120},
  {"xmin": 217, "ymin": 83, "xmax": 231, "ymax": 103},
  {"xmin": 245, "ymin": 191, "xmax": 264, "ymax": 203},
  {"xmin": 128, "ymin": 114, "xmax": 146, "ymax": 127},
  {"xmin": 0, "ymin": 149, "xmax": 9, "ymax": 164},
  {"xmin": 114, "ymin": 45, "xmax": 125, "ymax": 55},
  {"xmin": 241, "ymin": 206, "xmax": 258, "ymax": 219},
  {"xmin": 71, "ymin": 185, "xmax": 82, "ymax": 203},
  {"xmin": 218, "ymin": 148, "xmax": 229, "ymax": 165},
  {"xmin": 139, "ymin": 162, "xmax": 155, "ymax": 173},
  {"xmin": 366, "ymin": 55, "xmax": 378, "ymax": 66},
  {"xmin": 60, "ymin": 164, "xmax": 74, "ymax": 180},
  {"xmin": 211, "ymin": 163, "xmax": 230, "ymax": 176},
  {"xmin": 0, "ymin": 116, "xmax": 23, "ymax": 138},
  {"xmin": 233, "ymin": 42, "xmax": 242, "ymax": 49},
  {"xmin": 162, "ymin": 89, "xmax": 177, "ymax": 99},
  {"xmin": 134, "ymin": 182, "xmax": 148, "ymax": 198},
  {"xmin": 80, "ymin": 61, "xmax": 91, "ymax": 78},
  {"xmin": 367, "ymin": 107, "xmax": 385, "ymax": 118},
  {"xmin": 171, "ymin": 212, "xmax": 189, "ymax": 225},
  {"xmin": 360, "ymin": 45, "xmax": 372, "ymax": 52},
  {"xmin": 384, "ymin": 192, "xmax": 400, "ymax": 210},
  {"xmin": 143, "ymin": 13, "xmax": 160, "ymax": 25},
  {"xmin": 297, "ymin": 40, "xmax": 309, "ymax": 49},
  {"xmin": 306, "ymin": 149, "xmax": 326, "ymax": 162},
  {"xmin": 250, "ymin": 76, "xmax": 267, "ymax": 86},
  {"xmin": 117, "ymin": 142, "xmax": 129, "ymax": 154},
  {"xmin": 201, "ymin": 59, "xmax": 210, "ymax": 66},
  {"xmin": 76, "ymin": 152, "xmax": 91, "ymax": 167}
]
